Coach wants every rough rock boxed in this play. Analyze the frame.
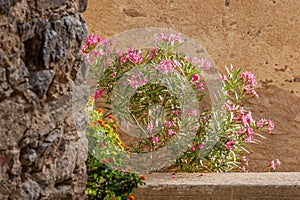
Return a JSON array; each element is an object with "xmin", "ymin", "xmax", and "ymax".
[
  {"xmin": 0, "ymin": 0, "xmax": 88, "ymax": 199},
  {"xmin": 0, "ymin": 0, "xmax": 21, "ymax": 15}
]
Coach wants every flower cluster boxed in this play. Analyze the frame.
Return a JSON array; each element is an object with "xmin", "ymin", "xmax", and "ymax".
[
  {"xmin": 155, "ymin": 33, "xmax": 184, "ymax": 46},
  {"xmin": 241, "ymin": 71, "xmax": 257, "ymax": 86},
  {"xmin": 81, "ymin": 34, "xmax": 104, "ymax": 54},
  {"xmin": 86, "ymin": 99, "xmax": 124, "ymax": 150},
  {"xmin": 127, "ymin": 72, "xmax": 148, "ymax": 89},
  {"xmin": 156, "ymin": 59, "xmax": 174, "ymax": 74},
  {"xmin": 176, "ymin": 66, "xmax": 276, "ymax": 173},
  {"xmin": 94, "ymin": 89, "xmax": 104, "ymax": 99},
  {"xmin": 81, "ymin": 34, "xmax": 113, "ymax": 68},
  {"xmin": 256, "ymin": 118, "xmax": 275, "ymax": 133},
  {"xmin": 190, "ymin": 143, "xmax": 203, "ymax": 152},
  {"xmin": 226, "ymin": 140, "xmax": 236, "ymax": 150},
  {"xmin": 192, "ymin": 57, "xmax": 211, "ymax": 71},
  {"xmin": 268, "ymin": 159, "xmax": 281, "ymax": 171},
  {"xmin": 152, "ymin": 136, "xmax": 159, "ymax": 144},
  {"xmin": 83, "ymin": 33, "xmax": 276, "ymax": 176},
  {"xmin": 240, "ymin": 156, "xmax": 249, "ymax": 173},
  {"xmin": 241, "ymin": 71, "xmax": 258, "ymax": 98},
  {"xmin": 191, "ymin": 74, "xmax": 205, "ymax": 91},
  {"xmin": 120, "ymin": 47, "xmax": 143, "ymax": 64},
  {"xmin": 225, "ymin": 99, "xmax": 273, "ymax": 143}
]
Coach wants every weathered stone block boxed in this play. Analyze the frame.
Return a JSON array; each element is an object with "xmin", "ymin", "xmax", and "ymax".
[
  {"xmin": 0, "ymin": 0, "xmax": 21, "ymax": 15},
  {"xmin": 18, "ymin": 18, "xmax": 48, "ymax": 42},
  {"xmin": 78, "ymin": 0, "xmax": 88, "ymax": 13},
  {"xmin": 29, "ymin": 70, "xmax": 55, "ymax": 98},
  {"xmin": 43, "ymin": 16, "xmax": 88, "ymax": 68},
  {"xmin": 36, "ymin": 0, "xmax": 67, "ymax": 10}
]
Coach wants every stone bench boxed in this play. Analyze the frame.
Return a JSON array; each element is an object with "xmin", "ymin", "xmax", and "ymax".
[{"xmin": 135, "ymin": 172, "xmax": 300, "ymax": 200}]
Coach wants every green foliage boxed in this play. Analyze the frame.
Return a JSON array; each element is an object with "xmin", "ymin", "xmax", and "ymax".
[
  {"xmin": 85, "ymin": 153, "xmax": 145, "ymax": 200},
  {"xmin": 84, "ymin": 99, "xmax": 145, "ymax": 199}
]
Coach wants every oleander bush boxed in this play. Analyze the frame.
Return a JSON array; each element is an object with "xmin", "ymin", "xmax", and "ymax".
[{"xmin": 82, "ymin": 33, "xmax": 278, "ymax": 199}]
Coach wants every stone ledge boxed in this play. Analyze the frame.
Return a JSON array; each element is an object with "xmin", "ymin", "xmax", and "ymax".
[{"xmin": 135, "ymin": 172, "xmax": 300, "ymax": 200}]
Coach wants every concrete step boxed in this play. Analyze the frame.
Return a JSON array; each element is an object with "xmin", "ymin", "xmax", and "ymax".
[{"xmin": 135, "ymin": 172, "xmax": 300, "ymax": 200}]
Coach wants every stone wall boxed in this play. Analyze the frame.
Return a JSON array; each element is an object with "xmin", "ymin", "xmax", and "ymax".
[{"xmin": 0, "ymin": 0, "xmax": 88, "ymax": 199}]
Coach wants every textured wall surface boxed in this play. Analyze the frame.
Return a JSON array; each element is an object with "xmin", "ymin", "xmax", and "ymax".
[{"xmin": 0, "ymin": 0, "xmax": 88, "ymax": 199}]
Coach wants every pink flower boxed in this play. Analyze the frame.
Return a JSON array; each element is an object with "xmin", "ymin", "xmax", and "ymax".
[
  {"xmin": 129, "ymin": 80, "xmax": 139, "ymax": 89},
  {"xmin": 192, "ymin": 58, "xmax": 211, "ymax": 71},
  {"xmin": 256, "ymin": 119, "xmax": 265, "ymax": 128},
  {"xmin": 139, "ymin": 77, "xmax": 148, "ymax": 86},
  {"xmin": 156, "ymin": 33, "xmax": 183, "ymax": 45},
  {"xmin": 195, "ymin": 82, "xmax": 205, "ymax": 91},
  {"xmin": 165, "ymin": 121, "xmax": 173, "ymax": 128},
  {"xmin": 270, "ymin": 160, "xmax": 276, "ymax": 170},
  {"xmin": 276, "ymin": 159, "xmax": 281, "ymax": 165},
  {"xmin": 240, "ymin": 107, "xmax": 245, "ymax": 115},
  {"xmin": 266, "ymin": 119, "xmax": 274, "ymax": 133},
  {"xmin": 156, "ymin": 60, "xmax": 174, "ymax": 74},
  {"xmin": 167, "ymin": 129, "xmax": 174, "ymax": 135},
  {"xmin": 188, "ymin": 109, "xmax": 198, "ymax": 117},
  {"xmin": 152, "ymin": 136, "xmax": 159, "ymax": 144},
  {"xmin": 128, "ymin": 73, "xmax": 148, "ymax": 89},
  {"xmin": 244, "ymin": 127, "xmax": 254, "ymax": 143},
  {"xmin": 226, "ymin": 140, "xmax": 235, "ymax": 150},
  {"xmin": 200, "ymin": 59, "xmax": 211, "ymax": 70},
  {"xmin": 173, "ymin": 109, "xmax": 179, "ymax": 116},
  {"xmin": 192, "ymin": 57, "xmax": 200, "ymax": 65},
  {"xmin": 242, "ymin": 156, "xmax": 249, "ymax": 166},
  {"xmin": 192, "ymin": 74, "xmax": 200, "ymax": 82},
  {"xmin": 245, "ymin": 137, "xmax": 252, "ymax": 143},
  {"xmin": 241, "ymin": 111, "xmax": 254, "ymax": 126},
  {"xmin": 241, "ymin": 71, "xmax": 257, "ymax": 86},
  {"xmin": 148, "ymin": 48, "xmax": 158, "ymax": 59},
  {"xmin": 245, "ymin": 132, "xmax": 254, "ymax": 143},
  {"xmin": 190, "ymin": 146, "xmax": 196, "ymax": 152},
  {"xmin": 85, "ymin": 34, "xmax": 103, "ymax": 46},
  {"xmin": 157, "ymin": 33, "xmax": 168, "ymax": 41},
  {"xmin": 173, "ymin": 60, "xmax": 182, "ymax": 68},
  {"xmin": 94, "ymin": 90, "xmax": 104, "ymax": 99},
  {"xmin": 221, "ymin": 74, "xmax": 228, "ymax": 81},
  {"xmin": 198, "ymin": 143, "xmax": 203, "ymax": 149},
  {"xmin": 225, "ymin": 100, "xmax": 237, "ymax": 112},
  {"xmin": 247, "ymin": 127, "xmax": 253, "ymax": 135},
  {"xmin": 244, "ymin": 85, "xmax": 259, "ymax": 98},
  {"xmin": 169, "ymin": 33, "xmax": 184, "ymax": 43},
  {"xmin": 241, "ymin": 166, "xmax": 249, "ymax": 173},
  {"xmin": 237, "ymin": 127, "xmax": 247, "ymax": 136},
  {"xmin": 256, "ymin": 119, "xmax": 274, "ymax": 133},
  {"xmin": 147, "ymin": 123, "xmax": 153, "ymax": 131},
  {"xmin": 120, "ymin": 54, "xmax": 127, "ymax": 64},
  {"xmin": 269, "ymin": 159, "xmax": 281, "ymax": 171},
  {"xmin": 184, "ymin": 56, "xmax": 191, "ymax": 62},
  {"xmin": 126, "ymin": 48, "xmax": 143, "ymax": 63},
  {"xmin": 92, "ymin": 49, "xmax": 103, "ymax": 57},
  {"xmin": 241, "ymin": 157, "xmax": 249, "ymax": 173}
]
